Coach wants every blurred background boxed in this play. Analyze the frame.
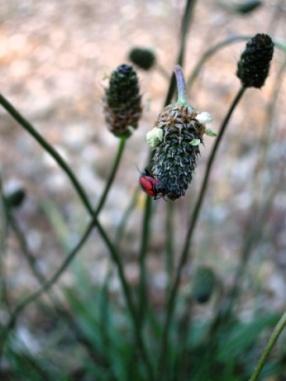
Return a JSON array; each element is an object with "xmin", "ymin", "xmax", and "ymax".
[{"xmin": 0, "ymin": 0, "xmax": 286, "ymax": 380}]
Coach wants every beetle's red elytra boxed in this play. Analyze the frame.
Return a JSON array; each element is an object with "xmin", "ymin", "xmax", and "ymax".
[
  {"xmin": 139, "ymin": 170, "xmax": 162, "ymax": 198},
  {"xmin": 139, "ymin": 175, "xmax": 158, "ymax": 197}
]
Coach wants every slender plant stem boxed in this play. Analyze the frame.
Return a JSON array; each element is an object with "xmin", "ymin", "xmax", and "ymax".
[
  {"xmin": 4, "ymin": 341, "xmax": 52, "ymax": 381},
  {"xmin": 138, "ymin": 195, "xmax": 152, "ymax": 326},
  {"xmin": 1, "ymin": 173, "xmax": 115, "ymax": 367},
  {"xmin": 114, "ymin": 1, "xmax": 197, "ymax": 256},
  {"xmin": 156, "ymin": 63, "xmax": 170, "ymax": 80},
  {"xmin": 162, "ymin": 0, "xmax": 197, "ymax": 303},
  {"xmin": 164, "ymin": 0, "xmax": 197, "ymax": 105},
  {"xmin": 248, "ymin": 311, "xmax": 286, "ymax": 381},
  {"xmin": 165, "ymin": 202, "xmax": 175, "ymax": 286},
  {"xmin": 0, "ymin": 137, "xmax": 125, "ymax": 339},
  {"xmin": 187, "ymin": 35, "xmax": 250, "ymax": 92},
  {"xmin": 4, "ymin": 206, "xmax": 108, "ymax": 366},
  {"xmin": 0, "ymin": 97, "xmax": 153, "ymax": 376},
  {"xmin": 110, "ymin": 35, "xmax": 286, "ymax": 255},
  {"xmin": 208, "ymin": 61, "xmax": 286, "ymax": 337},
  {"xmin": 186, "ymin": 35, "xmax": 286, "ymax": 94},
  {"xmin": 155, "ymin": 4, "xmax": 197, "ymax": 379},
  {"xmin": 134, "ymin": 0, "xmax": 198, "ymax": 333},
  {"xmin": 95, "ymin": 137, "xmax": 126, "ymax": 214},
  {"xmin": 0, "ymin": 217, "xmax": 95, "ymax": 352},
  {"xmin": 0, "ymin": 94, "xmax": 94, "ymax": 215},
  {"xmin": 267, "ymin": 0, "xmax": 284, "ymax": 34},
  {"xmin": 114, "ymin": 186, "xmax": 139, "ymax": 247},
  {"xmin": 136, "ymin": 0, "xmax": 196, "ymax": 348},
  {"xmin": 0, "ymin": 138, "xmax": 135, "ymax": 374},
  {"xmin": 252, "ymin": 58, "xmax": 286, "ymax": 204},
  {"xmin": 0, "ymin": 180, "xmax": 11, "ymax": 313},
  {"xmin": 209, "ymin": 168, "xmax": 285, "ymax": 341},
  {"xmin": 157, "ymin": 86, "xmax": 246, "ymax": 376},
  {"xmin": 95, "ymin": 221, "xmax": 155, "ymax": 381}
]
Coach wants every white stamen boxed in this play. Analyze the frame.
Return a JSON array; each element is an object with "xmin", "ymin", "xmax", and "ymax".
[{"xmin": 196, "ymin": 112, "xmax": 212, "ymax": 125}]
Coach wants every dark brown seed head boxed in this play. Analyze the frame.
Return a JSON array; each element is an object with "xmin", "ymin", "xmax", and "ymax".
[
  {"xmin": 104, "ymin": 64, "xmax": 142, "ymax": 138},
  {"xmin": 237, "ymin": 33, "xmax": 274, "ymax": 88}
]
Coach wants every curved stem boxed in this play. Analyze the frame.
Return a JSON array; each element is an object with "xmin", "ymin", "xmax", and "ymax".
[
  {"xmin": 157, "ymin": 86, "xmax": 246, "ymax": 375},
  {"xmin": 0, "ymin": 217, "xmax": 95, "ymax": 351},
  {"xmin": 0, "ymin": 94, "xmax": 93, "ymax": 215},
  {"xmin": 186, "ymin": 35, "xmax": 286, "ymax": 94},
  {"xmin": 4, "ymin": 204, "xmax": 106, "ymax": 365},
  {"xmin": 0, "ymin": 96, "xmax": 125, "ymax": 335},
  {"xmin": 0, "ymin": 96, "xmax": 154, "ymax": 377},
  {"xmin": 95, "ymin": 137, "xmax": 126, "ymax": 214},
  {"xmin": 187, "ymin": 35, "xmax": 251, "ymax": 92},
  {"xmin": 0, "ymin": 138, "xmax": 132, "ymax": 357},
  {"xmin": 248, "ymin": 311, "xmax": 286, "ymax": 381}
]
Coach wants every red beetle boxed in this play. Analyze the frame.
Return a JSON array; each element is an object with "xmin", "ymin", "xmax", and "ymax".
[{"xmin": 139, "ymin": 169, "xmax": 163, "ymax": 199}]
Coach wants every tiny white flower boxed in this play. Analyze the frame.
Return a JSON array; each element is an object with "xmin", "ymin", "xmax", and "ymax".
[
  {"xmin": 196, "ymin": 112, "xmax": 212, "ymax": 125},
  {"xmin": 146, "ymin": 127, "xmax": 163, "ymax": 148}
]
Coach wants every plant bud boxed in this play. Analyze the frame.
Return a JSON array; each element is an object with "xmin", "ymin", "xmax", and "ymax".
[
  {"xmin": 5, "ymin": 187, "xmax": 26, "ymax": 209},
  {"xmin": 234, "ymin": 0, "xmax": 263, "ymax": 14},
  {"xmin": 128, "ymin": 47, "xmax": 156, "ymax": 70},
  {"xmin": 191, "ymin": 266, "xmax": 216, "ymax": 304}
]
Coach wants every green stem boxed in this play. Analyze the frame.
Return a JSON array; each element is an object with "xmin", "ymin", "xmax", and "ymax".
[
  {"xmin": 209, "ymin": 171, "xmax": 284, "ymax": 340},
  {"xmin": 114, "ymin": 187, "xmax": 139, "ymax": 247},
  {"xmin": 248, "ymin": 311, "xmax": 286, "ymax": 381},
  {"xmin": 96, "ymin": 221, "xmax": 155, "ymax": 381},
  {"xmin": 0, "ymin": 104, "xmax": 125, "ymax": 336},
  {"xmin": 0, "ymin": 217, "xmax": 95, "ymax": 351},
  {"xmin": 0, "ymin": 94, "xmax": 93, "ymax": 215},
  {"xmin": 157, "ymin": 86, "xmax": 246, "ymax": 376},
  {"xmin": 0, "ymin": 96, "xmax": 153, "ymax": 377},
  {"xmin": 156, "ymin": 3, "xmax": 197, "ymax": 379},
  {"xmin": 112, "ymin": 1, "xmax": 198, "ymax": 256},
  {"xmin": 0, "ymin": 179, "xmax": 12, "ymax": 313},
  {"xmin": 165, "ymin": 202, "xmax": 175, "ymax": 287},
  {"xmin": 95, "ymin": 137, "xmax": 126, "ymax": 214},
  {"xmin": 138, "ymin": 195, "xmax": 152, "ymax": 327},
  {"xmin": 164, "ymin": 0, "xmax": 197, "ymax": 105},
  {"xmin": 4, "ymin": 204, "xmax": 106, "ymax": 366},
  {"xmin": 134, "ymin": 1, "xmax": 196, "ymax": 336}
]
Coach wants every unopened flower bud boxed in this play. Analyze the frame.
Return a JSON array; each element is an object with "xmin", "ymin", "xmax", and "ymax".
[
  {"xmin": 128, "ymin": 47, "xmax": 156, "ymax": 71},
  {"xmin": 191, "ymin": 266, "xmax": 216, "ymax": 304}
]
